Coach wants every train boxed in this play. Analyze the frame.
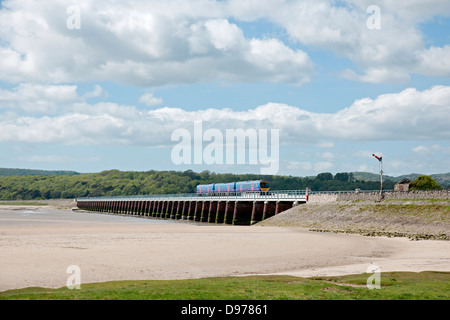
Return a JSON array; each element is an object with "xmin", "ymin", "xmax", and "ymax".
[{"xmin": 196, "ymin": 180, "xmax": 270, "ymax": 195}]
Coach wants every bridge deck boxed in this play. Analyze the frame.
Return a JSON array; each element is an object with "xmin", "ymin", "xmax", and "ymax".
[{"xmin": 76, "ymin": 190, "xmax": 308, "ymax": 202}]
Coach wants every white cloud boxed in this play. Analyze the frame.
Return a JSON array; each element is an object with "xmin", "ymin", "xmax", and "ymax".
[
  {"xmin": 1, "ymin": 0, "xmax": 449, "ymax": 87},
  {"xmin": 0, "ymin": 83, "xmax": 79, "ymax": 113},
  {"xmin": 353, "ymin": 151, "xmax": 384, "ymax": 159},
  {"xmin": 229, "ymin": 0, "xmax": 450, "ymax": 83},
  {"xmin": 139, "ymin": 93, "xmax": 163, "ymax": 107},
  {"xmin": 316, "ymin": 141, "xmax": 335, "ymax": 149},
  {"xmin": 272, "ymin": 1, "xmax": 430, "ymax": 83},
  {"xmin": 0, "ymin": 83, "xmax": 78, "ymax": 103},
  {"xmin": 1, "ymin": 0, "xmax": 448, "ymax": 85},
  {"xmin": 0, "ymin": 83, "xmax": 112, "ymax": 114},
  {"xmin": 16, "ymin": 155, "xmax": 101, "ymax": 163},
  {"xmin": 313, "ymin": 161, "xmax": 334, "ymax": 172},
  {"xmin": 411, "ymin": 145, "xmax": 429, "ymax": 154},
  {"xmin": 17, "ymin": 155, "xmax": 74, "ymax": 163},
  {"xmin": 286, "ymin": 160, "xmax": 333, "ymax": 174},
  {"xmin": 341, "ymin": 68, "xmax": 411, "ymax": 84},
  {"xmin": 0, "ymin": 0, "xmax": 313, "ymax": 86},
  {"xmin": 83, "ymin": 85, "xmax": 107, "ymax": 99},
  {"xmin": 355, "ymin": 164, "xmax": 370, "ymax": 172},
  {"xmin": 345, "ymin": 0, "xmax": 450, "ymax": 22},
  {"xmin": 412, "ymin": 144, "xmax": 450, "ymax": 155},
  {"xmin": 415, "ymin": 45, "xmax": 450, "ymax": 77},
  {"xmin": 317, "ymin": 152, "xmax": 336, "ymax": 161},
  {"xmin": 1, "ymin": 84, "xmax": 448, "ymax": 147}
]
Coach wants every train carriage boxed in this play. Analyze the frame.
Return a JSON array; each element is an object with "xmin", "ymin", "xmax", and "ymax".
[{"xmin": 196, "ymin": 180, "xmax": 270, "ymax": 196}]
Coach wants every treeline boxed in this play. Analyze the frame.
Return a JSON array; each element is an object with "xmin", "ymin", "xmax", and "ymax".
[
  {"xmin": 0, "ymin": 168, "xmax": 79, "ymax": 177},
  {"xmin": 0, "ymin": 169, "xmax": 395, "ymax": 201}
]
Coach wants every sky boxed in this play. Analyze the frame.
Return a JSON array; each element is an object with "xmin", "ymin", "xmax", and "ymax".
[{"xmin": 0, "ymin": 0, "xmax": 449, "ymax": 177}]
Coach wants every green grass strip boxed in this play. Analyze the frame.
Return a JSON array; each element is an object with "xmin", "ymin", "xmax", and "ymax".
[{"xmin": 1, "ymin": 272, "xmax": 448, "ymax": 300}]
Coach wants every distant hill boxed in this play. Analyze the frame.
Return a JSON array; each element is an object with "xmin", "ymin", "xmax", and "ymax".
[
  {"xmin": 352, "ymin": 172, "xmax": 397, "ymax": 182},
  {"xmin": 1, "ymin": 167, "xmax": 447, "ymax": 185},
  {"xmin": 0, "ymin": 168, "xmax": 79, "ymax": 177},
  {"xmin": 430, "ymin": 173, "xmax": 450, "ymax": 186},
  {"xmin": 0, "ymin": 168, "xmax": 447, "ymax": 200},
  {"xmin": 352, "ymin": 172, "xmax": 450, "ymax": 186}
]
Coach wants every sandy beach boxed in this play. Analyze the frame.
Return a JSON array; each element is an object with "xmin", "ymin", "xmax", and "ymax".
[{"xmin": 1, "ymin": 204, "xmax": 449, "ymax": 291}]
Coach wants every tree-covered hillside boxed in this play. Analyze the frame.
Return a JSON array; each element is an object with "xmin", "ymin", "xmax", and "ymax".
[
  {"xmin": 0, "ymin": 168, "xmax": 79, "ymax": 177},
  {"xmin": 0, "ymin": 169, "xmax": 397, "ymax": 200}
]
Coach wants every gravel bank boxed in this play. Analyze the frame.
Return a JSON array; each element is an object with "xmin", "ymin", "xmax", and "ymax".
[{"xmin": 257, "ymin": 200, "xmax": 450, "ymax": 240}]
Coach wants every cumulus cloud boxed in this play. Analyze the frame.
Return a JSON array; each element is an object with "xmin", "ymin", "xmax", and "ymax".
[
  {"xmin": 229, "ymin": 0, "xmax": 450, "ymax": 83},
  {"xmin": 82, "ymin": 85, "xmax": 108, "ymax": 99},
  {"xmin": 0, "ymin": 0, "xmax": 313, "ymax": 86},
  {"xmin": 0, "ymin": 83, "xmax": 79, "ymax": 113},
  {"xmin": 15, "ymin": 154, "xmax": 102, "ymax": 163},
  {"xmin": 0, "ymin": 83, "xmax": 78, "ymax": 103},
  {"xmin": 0, "ymin": 83, "xmax": 110, "ymax": 114},
  {"xmin": 0, "ymin": 84, "xmax": 448, "ymax": 146},
  {"xmin": 415, "ymin": 45, "xmax": 450, "ymax": 77},
  {"xmin": 1, "ymin": 0, "xmax": 449, "ymax": 85},
  {"xmin": 139, "ymin": 93, "xmax": 163, "ymax": 107},
  {"xmin": 412, "ymin": 144, "xmax": 450, "ymax": 155},
  {"xmin": 268, "ymin": 1, "xmax": 434, "ymax": 83},
  {"xmin": 341, "ymin": 68, "xmax": 411, "ymax": 84},
  {"xmin": 286, "ymin": 160, "xmax": 333, "ymax": 174}
]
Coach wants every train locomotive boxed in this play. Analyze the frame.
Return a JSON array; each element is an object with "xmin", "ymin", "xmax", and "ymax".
[{"xmin": 196, "ymin": 180, "xmax": 270, "ymax": 196}]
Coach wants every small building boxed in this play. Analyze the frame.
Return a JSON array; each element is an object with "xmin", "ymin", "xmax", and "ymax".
[{"xmin": 394, "ymin": 178, "xmax": 410, "ymax": 192}]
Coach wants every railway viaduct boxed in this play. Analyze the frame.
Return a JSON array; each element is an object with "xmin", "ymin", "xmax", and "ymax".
[{"xmin": 76, "ymin": 191, "xmax": 308, "ymax": 225}]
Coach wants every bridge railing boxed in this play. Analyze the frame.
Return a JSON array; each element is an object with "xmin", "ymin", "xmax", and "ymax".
[
  {"xmin": 309, "ymin": 190, "xmax": 392, "ymax": 194},
  {"xmin": 76, "ymin": 189, "xmax": 308, "ymax": 202},
  {"xmin": 75, "ymin": 189, "xmax": 394, "ymax": 203}
]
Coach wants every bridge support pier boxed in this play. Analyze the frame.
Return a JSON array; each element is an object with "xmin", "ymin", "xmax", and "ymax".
[
  {"xmin": 262, "ymin": 201, "xmax": 276, "ymax": 220},
  {"xmin": 181, "ymin": 201, "xmax": 189, "ymax": 220},
  {"xmin": 200, "ymin": 201, "xmax": 210, "ymax": 222},
  {"xmin": 233, "ymin": 201, "xmax": 253, "ymax": 225},
  {"xmin": 193, "ymin": 201, "xmax": 202, "ymax": 221},
  {"xmin": 224, "ymin": 201, "xmax": 235, "ymax": 224},
  {"xmin": 216, "ymin": 201, "xmax": 226, "ymax": 223},
  {"xmin": 175, "ymin": 201, "xmax": 184, "ymax": 220},
  {"xmin": 168, "ymin": 201, "xmax": 177, "ymax": 219},
  {"xmin": 276, "ymin": 201, "xmax": 293, "ymax": 215},
  {"xmin": 153, "ymin": 201, "xmax": 160, "ymax": 217},
  {"xmin": 162, "ymin": 201, "xmax": 170, "ymax": 219},
  {"xmin": 187, "ymin": 201, "xmax": 196, "ymax": 220},
  {"xmin": 147, "ymin": 201, "xmax": 154, "ymax": 216},
  {"xmin": 208, "ymin": 201, "xmax": 218, "ymax": 223},
  {"xmin": 148, "ymin": 200, "xmax": 153, "ymax": 216},
  {"xmin": 138, "ymin": 201, "xmax": 143, "ymax": 215},
  {"xmin": 251, "ymin": 201, "xmax": 264, "ymax": 225}
]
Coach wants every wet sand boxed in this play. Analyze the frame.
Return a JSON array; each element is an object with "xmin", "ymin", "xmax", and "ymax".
[{"xmin": 0, "ymin": 206, "xmax": 449, "ymax": 291}]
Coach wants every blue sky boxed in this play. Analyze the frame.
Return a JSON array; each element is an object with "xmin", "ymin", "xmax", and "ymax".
[{"xmin": 0, "ymin": 0, "xmax": 449, "ymax": 177}]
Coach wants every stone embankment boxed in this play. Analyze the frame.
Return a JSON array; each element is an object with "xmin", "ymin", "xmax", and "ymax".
[
  {"xmin": 307, "ymin": 190, "xmax": 449, "ymax": 203},
  {"xmin": 258, "ymin": 190, "xmax": 449, "ymax": 240}
]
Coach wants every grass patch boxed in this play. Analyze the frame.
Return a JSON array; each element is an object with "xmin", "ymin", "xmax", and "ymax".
[
  {"xmin": 0, "ymin": 201, "xmax": 48, "ymax": 206},
  {"xmin": 384, "ymin": 198, "xmax": 448, "ymax": 203},
  {"xmin": 359, "ymin": 202, "xmax": 449, "ymax": 212},
  {"xmin": 1, "ymin": 272, "xmax": 449, "ymax": 300}
]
